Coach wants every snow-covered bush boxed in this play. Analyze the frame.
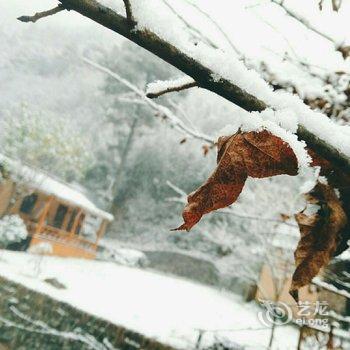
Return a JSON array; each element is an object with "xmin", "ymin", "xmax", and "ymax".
[{"xmin": 0, "ymin": 215, "xmax": 28, "ymax": 247}]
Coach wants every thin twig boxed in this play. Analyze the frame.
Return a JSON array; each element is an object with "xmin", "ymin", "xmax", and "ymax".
[
  {"xmin": 146, "ymin": 80, "xmax": 197, "ymax": 99},
  {"xmin": 162, "ymin": 0, "xmax": 218, "ymax": 49},
  {"xmin": 184, "ymin": 0, "xmax": 241, "ymax": 55},
  {"xmin": 271, "ymin": 0, "xmax": 334, "ymax": 43},
  {"xmin": 122, "ymin": 0, "xmax": 135, "ymax": 25},
  {"xmin": 83, "ymin": 57, "xmax": 215, "ymax": 144},
  {"xmin": 167, "ymin": 99, "xmax": 199, "ymax": 132},
  {"xmin": 17, "ymin": 5, "xmax": 65, "ymax": 23}
]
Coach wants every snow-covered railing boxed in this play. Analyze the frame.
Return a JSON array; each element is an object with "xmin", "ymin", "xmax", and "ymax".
[{"xmin": 312, "ymin": 276, "xmax": 350, "ymax": 299}]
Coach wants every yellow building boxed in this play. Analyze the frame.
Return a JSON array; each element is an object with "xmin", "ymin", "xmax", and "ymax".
[{"xmin": 0, "ymin": 154, "xmax": 113, "ymax": 259}]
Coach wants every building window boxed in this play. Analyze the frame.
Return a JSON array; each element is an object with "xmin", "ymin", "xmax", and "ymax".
[
  {"xmin": 66, "ymin": 209, "xmax": 78, "ymax": 232},
  {"xmin": 52, "ymin": 204, "xmax": 68, "ymax": 229},
  {"xmin": 20, "ymin": 194, "xmax": 38, "ymax": 214},
  {"xmin": 76, "ymin": 213, "xmax": 85, "ymax": 235}
]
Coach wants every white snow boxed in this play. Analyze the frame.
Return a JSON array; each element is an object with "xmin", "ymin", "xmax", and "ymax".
[
  {"xmin": 313, "ymin": 277, "xmax": 350, "ymax": 299},
  {"xmin": 97, "ymin": 0, "xmax": 350, "ymax": 165},
  {"xmin": 218, "ymin": 112, "xmax": 311, "ymax": 170},
  {"xmin": 0, "ymin": 215, "xmax": 28, "ymax": 245},
  {"xmin": 146, "ymin": 76, "xmax": 195, "ymax": 96},
  {"xmin": 98, "ymin": 244, "xmax": 148, "ymax": 267},
  {"xmin": 0, "ymin": 250, "xmax": 300, "ymax": 349},
  {"xmin": 0, "ymin": 153, "xmax": 113, "ymax": 221}
]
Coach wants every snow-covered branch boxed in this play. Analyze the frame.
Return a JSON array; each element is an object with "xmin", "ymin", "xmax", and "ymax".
[
  {"xmin": 83, "ymin": 58, "xmax": 215, "ymax": 144},
  {"xmin": 313, "ymin": 277, "xmax": 350, "ymax": 299},
  {"xmin": 146, "ymin": 76, "xmax": 197, "ymax": 99},
  {"xmin": 324, "ymin": 270, "xmax": 350, "ymax": 290},
  {"xmin": 329, "ymin": 310, "xmax": 350, "ymax": 324},
  {"xmin": 21, "ymin": 0, "xmax": 350, "ymax": 172}
]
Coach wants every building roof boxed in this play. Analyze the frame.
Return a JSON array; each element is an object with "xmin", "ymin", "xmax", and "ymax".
[{"xmin": 0, "ymin": 154, "xmax": 113, "ymax": 222}]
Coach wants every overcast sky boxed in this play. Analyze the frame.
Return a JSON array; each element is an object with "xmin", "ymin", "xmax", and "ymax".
[
  {"xmin": 2, "ymin": 0, "xmax": 350, "ymax": 117},
  {"xmin": 2, "ymin": 0, "xmax": 93, "ymax": 27},
  {"xmin": 3, "ymin": 0, "xmax": 350, "ymax": 65}
]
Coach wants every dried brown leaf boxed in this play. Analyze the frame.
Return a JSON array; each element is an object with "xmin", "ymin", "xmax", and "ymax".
[
  {"xmin": 290, "ymin": 182, "xmax": 347, "ymax": 299},
  {"xmin": 174, "ymin": 130, "xmax": 298, "ymax": 231},
  {"xmin": 308, "ymin": 149, "xmax": 350, "ymax": 256}
]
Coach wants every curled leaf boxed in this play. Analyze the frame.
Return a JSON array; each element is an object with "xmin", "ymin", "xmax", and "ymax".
[
  {"xmin": 174, "ymin": 130, "xmax": 298, "ymax": 231},
  {"xmin": 290, "ymin": 182, "xmax": 347, "ymax": 299},
  {"xmin": 308, "ymin": 149, "xmax": 350, "ymax": 256}
]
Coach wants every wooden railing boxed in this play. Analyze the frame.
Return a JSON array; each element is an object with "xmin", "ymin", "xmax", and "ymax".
[{"xmin": 24, "ymin": 219, "xmax": 97, "ymax": 253}]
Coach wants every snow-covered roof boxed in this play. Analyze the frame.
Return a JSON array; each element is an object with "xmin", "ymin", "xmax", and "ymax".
[{"xmin": 0, "ymin": 154, "xmax": 113, "ymax": 222}]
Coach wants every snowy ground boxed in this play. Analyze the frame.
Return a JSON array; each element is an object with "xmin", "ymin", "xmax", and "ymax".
[{"xmin": 0, "ymin": 250, "xmax": 299, "ymax": 349}]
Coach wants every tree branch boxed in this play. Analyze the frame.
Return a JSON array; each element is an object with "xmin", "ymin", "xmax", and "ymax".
[
  {"xmin": 31, "ymin": 0, "xmax": 350, "ymax": 173},
  {"xmin": 58, "ymin": 0, "xmax": 266, "ymax": 112},
  {"xmin": 122, "ymin": 0, "xmax": 135, "ymax": 25},
  {"xmin": 17, "ymin": 5, "xmax": 65, "ymax": 23},
  {"xmin": 146, "ymin": 77, "xmax": 197, "ymax": 98},
  {"xmin": 183, "ymin": 0, "xmax": 241, "ymax": 55},
  {"xmin": 271, "ymin": 0, "xmax": 335, "ymax": 43},
  {"xmin": 83, "ymin": 58, "xmax": 215, "ymax": 144},
  {"xmin": 162, "ymin": 0, "xmax": 219, "ymax": 49},
  {"xmin": 313, "ymin": 277, "xmax": 350, "ymax": 299}
]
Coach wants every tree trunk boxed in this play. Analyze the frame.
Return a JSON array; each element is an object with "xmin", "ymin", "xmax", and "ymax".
[{"xmin": 110, "ymin": 116, "xmax": 139, "ymax": 215}]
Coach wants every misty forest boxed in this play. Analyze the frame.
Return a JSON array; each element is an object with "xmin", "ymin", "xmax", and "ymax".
[{"xmin": 0, "ymin": 1, "xmax": 349, "ymax": 349}]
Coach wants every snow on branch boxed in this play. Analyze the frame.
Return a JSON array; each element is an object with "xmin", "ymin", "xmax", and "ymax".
[
  {"xmin": 83, "ymin": 58, "xmax": 215, "ymax": 144},
  {"xmin": 17, "ymin": 5, "xmax": 65, "ymax": 23},
  {"xmin": 313, "ymin": 277, "xmax": 350, "ymax": 299},
  {"xmin": 146, "ymin": 76, "xmax": 197, "ymax": 99},
  {"xmin": 26, "ymin": 0, "xmax": 350, "ymax": 172},
  {"xmin": 324, "ymin": 270, "xmax": 350, "ymax": 290},
  {"xmin": 329, "ymin": 310, "xmax": 350, "ymax": 324}
]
